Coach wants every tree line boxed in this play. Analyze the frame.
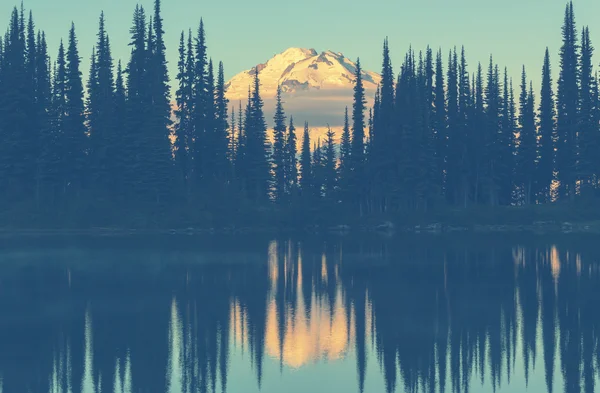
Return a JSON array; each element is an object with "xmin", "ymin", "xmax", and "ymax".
[{"xmin": 0, "ymin": 1, "xmax": 597, "ymax": 227}]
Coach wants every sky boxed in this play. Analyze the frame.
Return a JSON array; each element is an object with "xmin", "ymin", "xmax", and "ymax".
[{"xmin": 2, "ymin": 0, "xmax": 600, "ymax": 104}]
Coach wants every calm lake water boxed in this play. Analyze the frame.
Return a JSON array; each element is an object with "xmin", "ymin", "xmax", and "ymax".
[{"xmin": 0, "ymin": 234, "xmax": 598, "ymax": 393}]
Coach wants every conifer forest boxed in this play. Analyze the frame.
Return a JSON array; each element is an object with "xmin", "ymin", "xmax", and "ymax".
[{"xmin": 0, "ymin": 0, "xmax": 598, "ymax": 229}]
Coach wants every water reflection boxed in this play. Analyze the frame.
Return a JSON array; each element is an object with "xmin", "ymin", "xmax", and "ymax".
[{"xmin": 0, "ymin": 236, "xmax": 599, "ymax": 393}]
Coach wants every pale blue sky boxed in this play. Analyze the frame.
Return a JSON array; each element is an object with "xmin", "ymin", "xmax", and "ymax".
[{"xmin": 2, "ymin": 0, "xmax": 599, "ymax": 97}]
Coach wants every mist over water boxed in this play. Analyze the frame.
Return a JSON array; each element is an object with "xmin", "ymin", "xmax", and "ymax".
[{"xmin": 0, "ymin": 235, "xmax": 598, "ymax": 393}]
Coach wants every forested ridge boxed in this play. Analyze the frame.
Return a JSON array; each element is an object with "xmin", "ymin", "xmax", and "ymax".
[{"xmin": 0, "ymin": 1, "xmax": 598, "ymax": 229}]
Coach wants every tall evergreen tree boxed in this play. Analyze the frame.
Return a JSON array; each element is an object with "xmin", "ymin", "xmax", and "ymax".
[
  {"xmin": 445, "ymin": 48, "xmax": 460, "ymax": 204},
  {"xmin": 299, "ymin": 121, "xmax": 312, "ymax": 198},
  {"xmin": 0, "ymin": 8, "xmax": 30, "ymax": 201},
  {"xmin": 556, "ymin": 1, "xmax": 579, "ymax": 199},
  {"xmin": 350, "ymin": 58, "xmax": 366, "ymax": 214},
  {"xmin": 323, "ymin": 125, "xmax": 337, "ymax": 202},
  {"xmin": 88, "ymin": 12, "xmax": 116, "ymax": 196},
  {"xmin": 517, "ymin": 67, "xmax": 537, "ymax": 204},
  {"xmin": 215, "ymin": 61, "xmax": 229, "ymax": 185},
  {"xmin": 63, "ymin": 23, "xmax": 87, "ymax": 199},
  {"xmin": 174, "ymin": 31, "xmax": 190, "ymax": 192},
  {"xmin": 203, "ymin": 59, "xmax": 217, "ymax": 184},
  {"xmin": 537, "ymin": 48, "xmax": 556, "ymax": 203},
  {"xmin": 433, "ymin": 49, "xmax": 447, "ymax": 198},
  {"xmin": 113, "ymin": 60, "xmax": 127, "ymax": 197},
  {"xmin": 272, "ymin": 85, "xmax": 287, "ymax": 203},
  {"xmin": 339, "ymin": 106, "xmax": 352, "ymax": 205},
  {"xmin": 340, "ymin": 107, "xmax": 352, "ymax": 178},
  {"xmin": 371, "ymin": 39, "xmax": 395, "ymax": 212},
  {"xmin": 351, "ymin": 59, "xmax": 366, "ymax": 166},
  {"xmin": 124, "ymin": 5, "xmax": 147, "ymax": 198},
  {"xmin": 245, "ymin": 71, "xmax": 270, "ymax": 202},
  {"xmin": 483, "ymin": 56, "xmax": 503, "ymax": 206},
  {"xmin": 578, "ymin": 26, "xmax": 597, "ymax": 193},
  {"xmin": 35, "ymin": 31, "xmax": 53, "ymax": 203},
  {"xmin": 144, "ymin": 0, "xmax": 173, "ymax": 204},
  {"xmin": 312, "ymin": 138, "xmax": 323, "ymax": 200},
  {"xmin": 192, "ymin": 18, "xmax": 209, "ymax": 187},
  {"xmin": 285, "ymin": 116, "xmax": 298, "ymax": 198}
]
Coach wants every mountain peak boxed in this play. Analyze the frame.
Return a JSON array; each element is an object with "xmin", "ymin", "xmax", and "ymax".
[
  {"xmin": 281, "ymin": 47, "xmax": 318, "ymax": 57},
  {"xmin": 225, "ymin": 47, "xmax": 380, "ymax": 100}
]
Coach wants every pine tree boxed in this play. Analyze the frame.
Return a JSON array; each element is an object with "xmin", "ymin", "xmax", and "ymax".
[
  {"xmin": 192, "ymin": 19, "xmax": 208, "ymax": 187},
  {"xmin": 537, "ymin": 48, "xmax": 556, "ymax": 203},
  {"xmin": 445, "ymin": 48, "xmax": 459, "ymax": 204},
  {"xmin": 323, "ymin": 125, "xmax": 337, "ymax": 202},
  {"xmin": 124, "ymin": 5, "xmax": 147, "ymax": 199},
  {"xmin": 517, "ymin": 67, "xmax": 537, "ymax": 204},
  {"xmin": 145, "ymin": 0, "xmax": 173, "ymax": 204},
  {"xmin": 340, "ymin": 106, "xmax": 352, "ymax": 175},
  {"xmin": 312, "ymin": 138, "xmax": 323, "ymax": 200},
  {"xmin": 299, "ymin": 121, "xmax": 312, "ymax": 198},
  {"xmin": 433, "ymin": 49, "xmax": 447, "ymax": 198},
  {"xmin": 351, "ymin": 58, "xmax": 366, "ymax": 166},
  {"xmin": 421, "ymin": 46, "xmax": 438, "ymax": 209},
  {"xmin": 350, "ymin": 58, "xmax": 366, "ymax": 214},
  {"xmin": 0, "ymin": 8, "xmax": 30, "ymax": 201},
  {"xmin": 215, "ymin": 61, "xmax": 229, "ymax": 185},
  {"xmin": 285, "ymin": 116, "xmax": 298, "ymax": 198},
  {"xmin": 370, "ymin": 39, "xmax": 395, "ymax": 213},
  {"xmin": 578, "ymin": 26, "xmax": 597, "ymax": 194},
  {"xmin": 113, "ymin": 60, "xmax": 127, "ymax": 197},
  {"xmin": 272, "ymin": 84, "xmax": 287, "ymax": 203},
  {"xmin": 174, "ymin": 31, "xmax": 190, "ymax": 192},
  {"xmin": 483, "ymin": 56, "xmax": 502, "ymax": 206},
  {"xmin": 35, "ymin": 31, "xmax": 54, "ymax": 204},
  {"xmin": 245, "ymin": 71, "xmax": 270, "ymax": 202},
  {"xmin": 454, "ymin": 46, "xmax": 470, "ymax": 207},
  {"xmin": 498, "ymin": 66, "xmax": 514, "ymax": 205},
  {"xmin": 203, "ymin": 59, "xmax": 216, "ymax": 184},
  {"xmin": 88, "ymin": 12, "xmax": 116, "ymax": 196},
  {"xmin": 63, "ymin": 23, "xmax": 87, "ymax": 199},
  {"xmin": 556, "ymin": 1, "xmax": 579, "ymax": 199},
  {"xmin": 339, "ymin": 106, "xmax": 352, "ymax": 205},
  {"xmin": 229, "ymin": 104, "xmax": 237, "ymax": 165}
]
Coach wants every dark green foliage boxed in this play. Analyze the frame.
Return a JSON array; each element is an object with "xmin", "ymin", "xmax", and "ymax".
[
  {"xmin": 174, "ymin": 31, "xmax": 191, "ymax": 192},
  {"xmin": 244, "ymin": 71, "xmax": 270, "ymax": 203},
  {"xmin": 536, "ymin": 48, "xmax": 556, "ymax": 203},
  {"xmin": 0, "ymin": 1, "xmax": 598, "ymax": 229},
  {"xmin": 351, "ymin": 58, "xmax": 366, "ymax": 167},
  {"xmin": 299, "ymin": 121, "xmax": 312, "ymax": 198},
  {"xmin": 214, "ymin": 61, "xmax": 230, "ymax": 184},
  {"xmin": 88, "ymin": 12, "xmax": 116, "ymax": 196},
  {"xmin": 369, "ymin": 39, "xmax": 395, "ymax": 213},
  {"xmin": 577, "ymin": 27, "xmax": 597, "ymax": 194},
  {"xmin": 192, "ymin": 19, "xmax": 208, "ymax": 187},
  {"xmin": 323, "ymin": 125, "xmax": 337, "ymax": 202},
  {"xmin": 339, "ymin": 106, "xmax": 352, "ymax": 205},
  {"xmin": 350, "ymin": 58, "xmax": 367, "ymax": 214},
  {"xmin": 284, "ymin": 116, "xmax": 298, "ymax": 198},
  {"xmin": 63, "ymin": 23, "xmax": 87, "ymax": 198},
  {"xmin": 556, "ymin": 1, "xmax": 578, "ymax": 200},
  {"xmin": 272, "ymin": 85, "xmax": 287, "ymax": 203},
  {"xmin": 312, "ymin": 139, "xmax": 323, "ymax": 200},
  {"xmin": 432, "ymin": 50, "xmax": 447, "ymax": 198},
  {"xmin": 516, "ymin": 67, "xmax": 537, "ymax": 204}
]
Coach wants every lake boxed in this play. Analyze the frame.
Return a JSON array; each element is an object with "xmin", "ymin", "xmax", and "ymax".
[{"xmin": 0, "ymin": 234, "xmax": 598, "ymax": 393}]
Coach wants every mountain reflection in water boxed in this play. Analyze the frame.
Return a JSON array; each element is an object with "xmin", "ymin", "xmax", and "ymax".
[{"xmin": 0, "ymin": 235, "xmax": 599, "ymax": 393}]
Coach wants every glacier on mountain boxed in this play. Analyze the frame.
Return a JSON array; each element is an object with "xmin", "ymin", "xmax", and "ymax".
[{"xmin": 225, "ymin": 47, "xmax": 381, "ymax": 101}]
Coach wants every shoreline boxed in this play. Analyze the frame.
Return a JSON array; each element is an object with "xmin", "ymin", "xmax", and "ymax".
[{"xmin": 1, "ymin": 220, "xmax": 599, "ymax": 236}]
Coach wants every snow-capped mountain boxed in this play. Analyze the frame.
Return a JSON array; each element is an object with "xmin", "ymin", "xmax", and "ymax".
[
  {"xmin": 225, "ymin": 48, "xmax": 380, "ymax": 138},
  {"xmin": 225, "ymin": 47, "xmax": 381, "ymax": 100}
]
